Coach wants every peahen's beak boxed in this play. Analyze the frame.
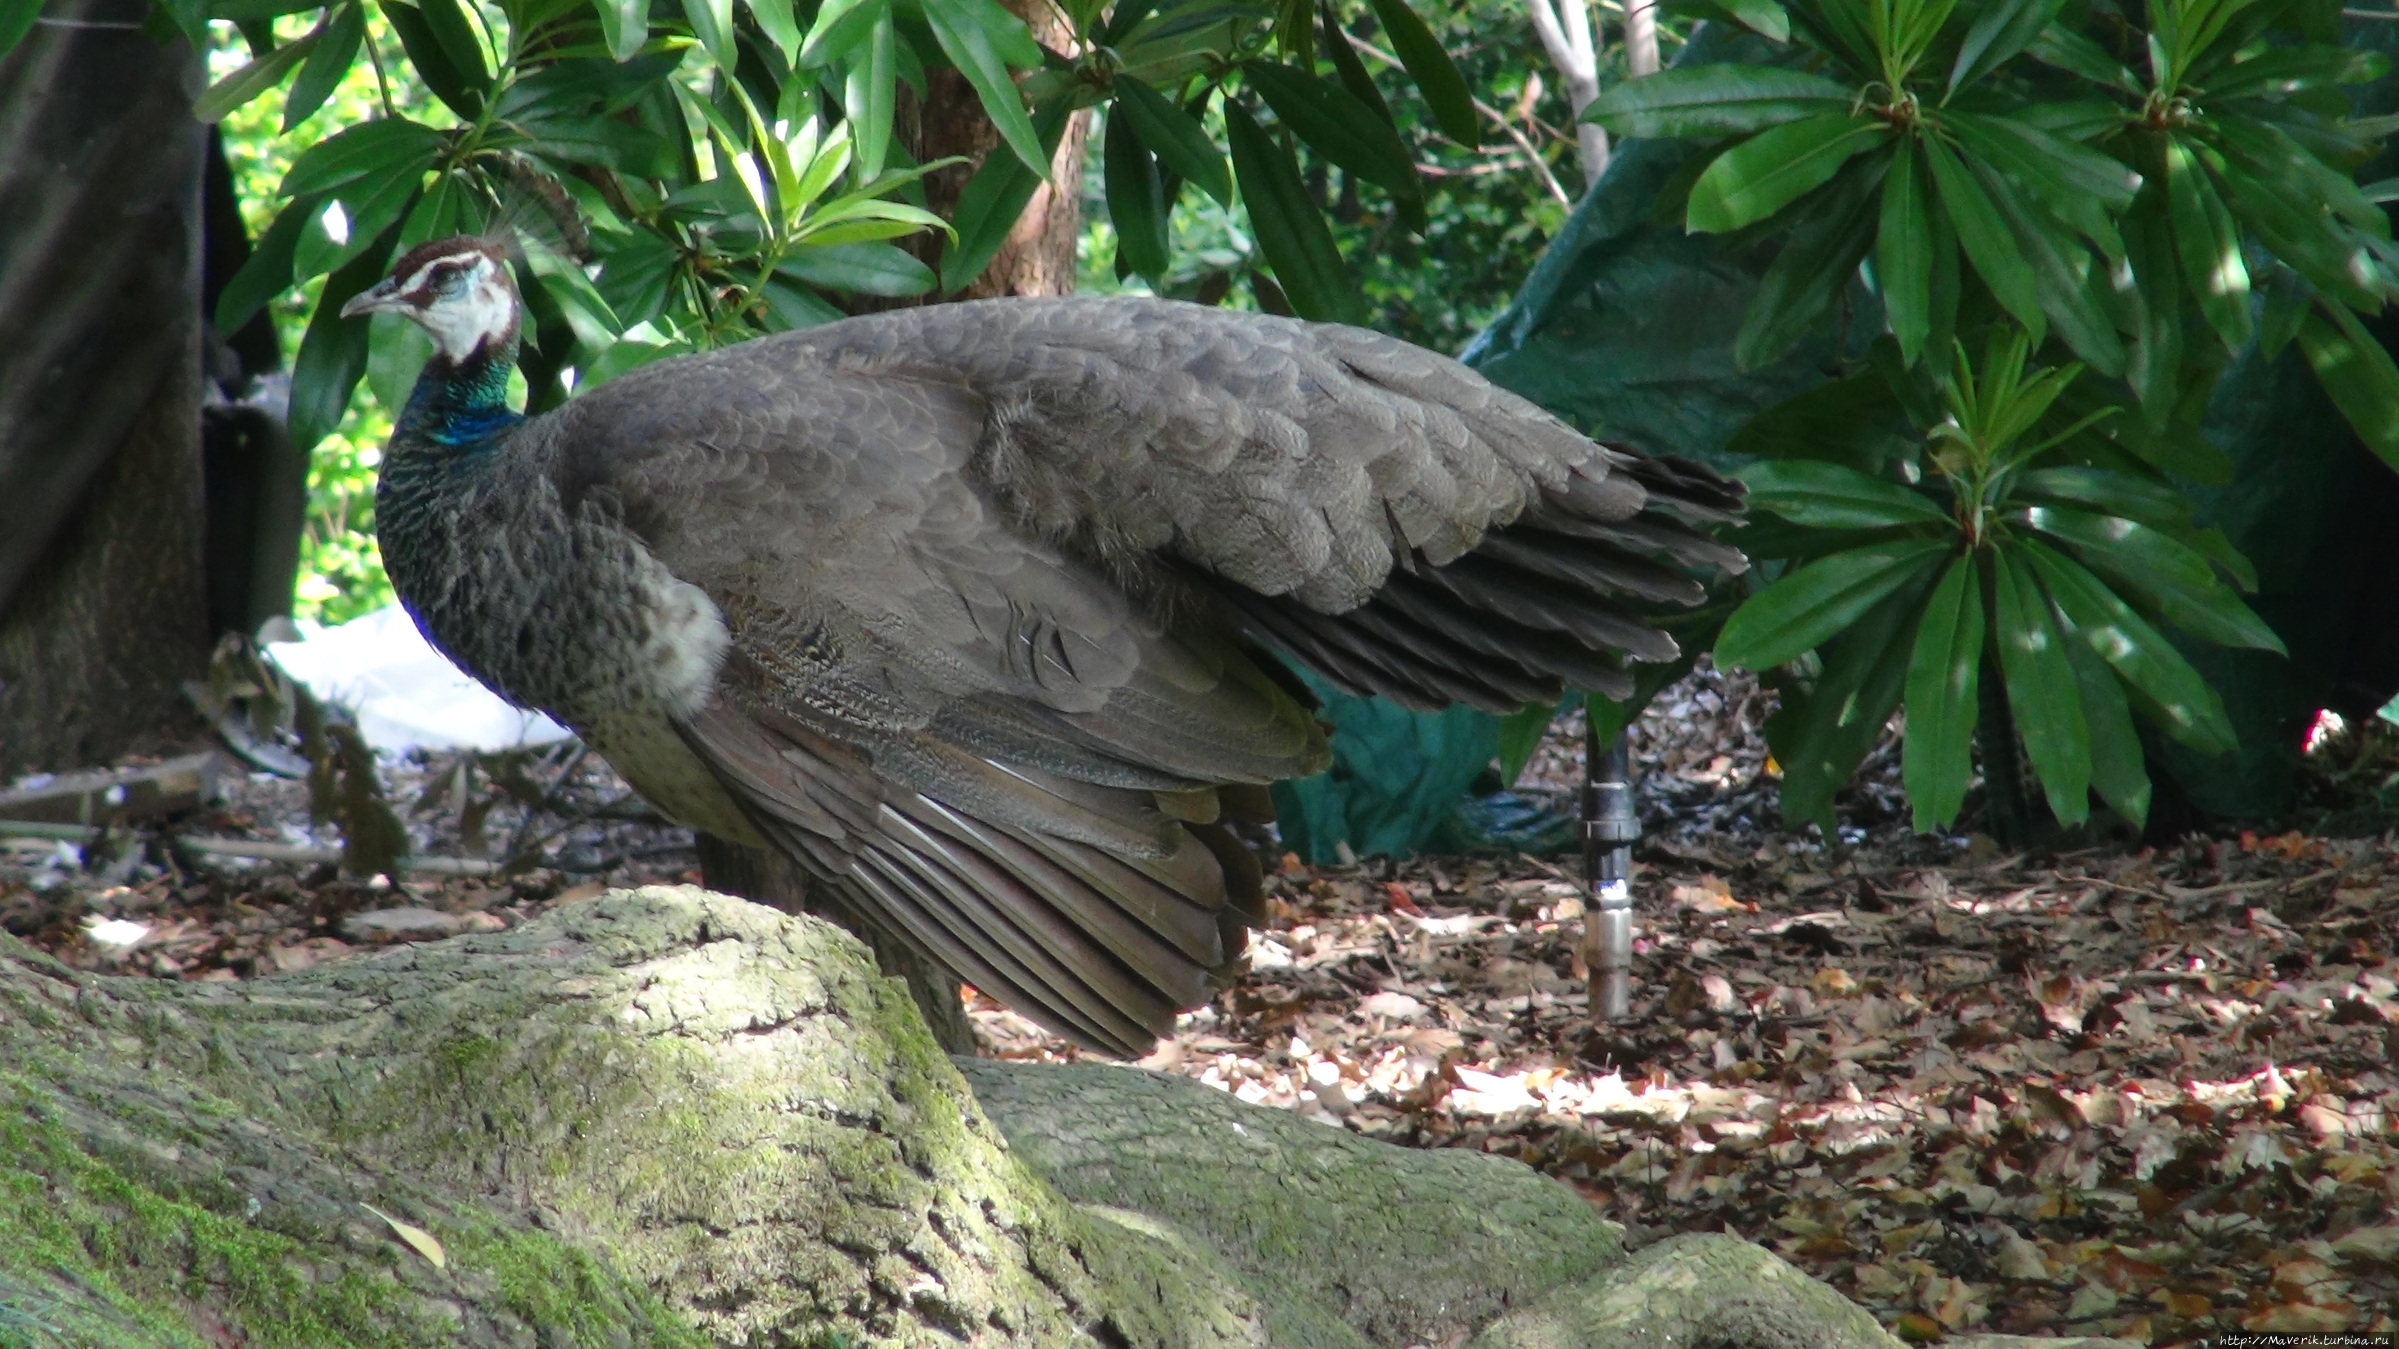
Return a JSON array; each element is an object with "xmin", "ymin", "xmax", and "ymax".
[{"xmin": 340, "ymin": 278, "xmax": 405, "ymax": 319}]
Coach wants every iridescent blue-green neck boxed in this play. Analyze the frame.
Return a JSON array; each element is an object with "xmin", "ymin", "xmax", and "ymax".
[{"xmin": 396, "ymin": 335, "xmax": 524, "ymax": 452}]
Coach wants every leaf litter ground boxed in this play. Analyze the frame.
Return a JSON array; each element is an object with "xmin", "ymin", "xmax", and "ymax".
[{"xmin": 6, "ymin": 663, "xmax": 2396, "ymax": 1346}]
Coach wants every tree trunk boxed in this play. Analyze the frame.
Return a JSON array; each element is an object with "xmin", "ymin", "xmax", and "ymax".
[
  {"xmin": 1977, "ymin": 652, "xmax": 2034, "ymax": 847},
  {"xmin": 1623, "ymin": 0, "xmax": 1660, "ymax": 78},
  {"xmin": 1525, "ymin": 0, "xmax": 1609, "ymax": 188},
  {"xmin": 0, "ymin": 886, "xmax": 2140, "ymax": 1349},
  {"xmin": 0, "ymin": 5, "xmax": 208, "ymax": 778},
  {"xmin": 906, "ymin": 0, "xmax": 1090, "ymax": 299}
]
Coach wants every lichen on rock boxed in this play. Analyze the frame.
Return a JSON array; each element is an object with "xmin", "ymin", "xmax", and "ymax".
[{"xmin": 0, "ymin": 888, "xmax": 2137, "ymax": 1349}]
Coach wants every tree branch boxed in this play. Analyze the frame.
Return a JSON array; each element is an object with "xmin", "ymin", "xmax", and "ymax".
[
  {"xmin": 1524, "ymin": 0, "xmax": 1609, "ymax": 185},
  {"xmin": 1345, "ymin": 30, "xmax": 1573, "ymax": 205}
]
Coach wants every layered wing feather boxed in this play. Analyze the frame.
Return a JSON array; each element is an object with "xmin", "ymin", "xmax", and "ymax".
[
  {"xmin": 530, "ymin": 296, "xmax": 1742, "ymax": 1052},
  {"xmin": 539, "ymin": 347, "xmax": 1315, "ymax": 1054}
]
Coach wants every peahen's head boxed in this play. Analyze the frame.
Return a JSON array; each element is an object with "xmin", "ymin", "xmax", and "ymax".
[{"xmin": 342, "ymin": 236, "xmax": 520, "ymax": 364}]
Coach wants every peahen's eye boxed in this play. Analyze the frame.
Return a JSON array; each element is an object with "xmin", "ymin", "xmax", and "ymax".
[{"xmin": 432, "ymin": 266, "xmax": 468, "ymax": 296}]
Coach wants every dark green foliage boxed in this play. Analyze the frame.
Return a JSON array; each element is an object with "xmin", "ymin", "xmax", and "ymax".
[
  {"xmin": 1557, "ymin": 0, "xmax": 2399, "ymax": 835},
  {"xmin": 182, "ymin": 0, "xmax": 1496, "ymax": 449},
  {"xmin": 1584, "ymin": 0, "xmax": 2399, "ymax": 444},
  {"xmin": 1724, "ymin": 332, "xmax": 2279, "ymax": 833}
]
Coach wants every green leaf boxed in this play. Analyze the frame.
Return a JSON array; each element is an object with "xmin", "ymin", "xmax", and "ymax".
[
  {"xmin": 1363, "ymin": 0, "xmax": 1477, "ymax": 148},
  {"xmin": 2256, "ymin": 265, "xmax": 2309, "ymax": 360},
  {"xmin": 1, "ymin": 0, "xmax": 40, "ymax": 61},
  {"xmin": 1716, "ymin": 537, "xmax": 1948, "ymax": 671},
  {"xmin": 383, "ymin": 2, "xmax": 483, "ymax": 119},
  {"xmin": 396, "ymin": 172, "xmax": 465, "ymax": 248},
  {"xmin": 1714, "ymin": 0, "xmax": 1790, "ymax": 41},
  {"xmin": 1669, "ymin": 0, "xmax": 1791, "ymax": 41},
  {"xmin": 2016, "ymin": 99, "xmax": 2126, "ymax": 142},
  {"xmin": 922, "ymin": 0, "xmax": 1049, "ymax": 175},
  {"xmin": 844, "ymin": 14, "xmax": 897, "ymax": 177},
  {"xmin": 1116, "ymin": 80, "xmax": 1232, "ymax": 207},
  {"xmin": 1246, "ymin": 62, "xmax": 1420, "ymax": 203},
  {"xmin": 2011, "ymin": 465, "xmax": 2192, "ymax": 531},
  {"xmin": 799, "ymin": 197, "xmax": 949, "ymax": 241},
  {"xmin": 161, "ymin": 0, "xmax": 210, "ymax": 45},
  {"xmin": 2017, "ymin": 537, "xmax": 2236, "ymax": 755},
  {"xmin": 417, "ymin": 0, "xmax": 492, "ymax": 87},
  {"xmin": 1922, "ymin": 131, "xmax": 2043, "ymax": 345},
  {"xmin": 363, "ymin": 310, "xmax": 433, "ymax": 416},
  {"xmin": 748, "ymin": 0, "xmax": 803, "ymax": 61},
  {"xmin": 2184, "ymin": 526, "xmax": 2256, "ymax": 593},
  {"xmin": 1736, "ymin": 154, "xmax": 1881, "ymax": 368},
  {"xmin": 2020, "ymin": 505, "xmax": 2285, "ymax": 652},
  {"xmin": 294, "ymin": 151, "xmax": 435, "ymax": 281},
  {"xmin": 2296, "ymin": 302, "xmax": 2399, "ymax": 478},
  {"xmin": 595, "ymin": 0, "xmax": 654, "ymax": 62},
  {"xmin": 1738, "ymin": 459, "xmax": 1950, "ymax": 529},
  {"xmin": 1878, "ymin": 140, "xmax": 1934, "ymax": 365},
  {"xmin": 2164, "ymin": 135, "xmax": 2251, "ymax": 352},
  {"xmin": 1103, "ymin": 109, "xmax": 1171, "ymax": 282},
  {"xmin": 1992, "ymin": 544, "xmax": 2089, "ymax": 827},
  {"xmin": 2121, "ymin": 187, "xmax": 2182, "ymax": 421},
  {"xmin": 1686, "ymin": 114, "xmax": 1880, "ymax": 233},
  {"xmin": 196, "ymin": 28, "xmax": 320, "ymax": 123},
  {"xmin": 759, "ymin": 276, "xmax": 846, "ymax": 330},
  {"xmin": 801, "ymin": 0, "xmax": 884, "ymax": 64},
  {"xmin": 290, "ymin": 212, "xmax": 409, "ymax": 453},
  {"xmin": 2347, "ymin": 112, "xmax": 2399, "ymax": 145},
  {"xmin": 216, "ymin": 192, "xmax": 320, "ymax": 334},
  {"xmin": 1902, "ymin": 551, "xmax": 1982, "ymax": 831},
  {"xmin": 2062, "ymin": 375, "xmax": 2234, "ymax": 483},
  {"xmin": 2025, "ymin": 25, "xmax": 2139, "ymax": 89},
  {"xmin": 1786, "ymin": 0, "xmax": 1873, "ymax": 71},
  {"xmin": 2207, "ymin": 42, "xmax": 2386, "ymax": 101},
  {"xmin": 596, "ymin": 233, "xmax": 679, "ymax": 326},
  {"xmin": 1581, "ymin": 63, "xmax": 1851, "ymax": 138},
  {"xmin": 1942, "ymin": 110, "xmax": 2135, "ymax": 257},
  {"xmin": 1965, "ymin": 154, "xmax": 2124, "ymax": 376},
  {"xmin": 683, "ymin": 0, "xmax": 738, "ymax": 69},
  {"xmin": 1321, "ymin": 0, "xmax": 1394, "ymax": 128},
  {"xmin": 2208, "ymin": 147, "xmax": 2385, "ymax": 313},
  {"xmin": 2062, "ymin": 630, "xmax": 2149, "ymax": 828},
  {"xmin": 776, "ymin": 241, "xmax": 935, "ymax": 296},
  {"xmin": 285, "ymin": 3, "xmax": 364, "ymax": 131},
  {"xmin": 1765, "ymin": 573, "xmax": 1933, "ymax": 831},
  {"xmin": 210, "ymin": 0, "xmax": 322, "ymax": 20},
  {"xmin": 1226, "ymin": 101, "xmax": 1365, "ymax": 324},
  {"xmin": 582, "ymin": 332, "xmax": 693, "ymax": 386},
  {"xmin": 941, "ymin": 102, "xmax": 1070, "ymax": 291},
  {"xmin": 1948, "ymin": 0, "xmax": 2064, "ymax": 92},
  {"xmin": 1498, "ymin": 695, "xmax": 1576, "ymax": 786}
]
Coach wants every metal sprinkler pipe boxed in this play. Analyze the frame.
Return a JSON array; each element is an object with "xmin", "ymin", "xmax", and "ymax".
[{"xmin": 1582, "ymin": 720, "xmax": 1639, "ymax": 1020}]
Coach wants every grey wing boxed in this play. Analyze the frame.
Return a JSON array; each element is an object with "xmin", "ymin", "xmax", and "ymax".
[
  {"xmin": 549, "ymin": 359, "xmax": 1321, "ymax": 1055},
  {"xmin": 784, "ymin": 297, "xmax": 1747, "ymax": 710}
]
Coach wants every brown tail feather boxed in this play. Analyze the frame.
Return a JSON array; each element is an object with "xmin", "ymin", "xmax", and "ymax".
[{"xmin": 1211, "ymin": 443, "xmax": 1738, "ymax": 714}]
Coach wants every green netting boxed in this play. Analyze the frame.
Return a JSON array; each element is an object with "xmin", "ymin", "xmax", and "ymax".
[{"xmin": 1270, "ymin": 670, "xmax": 1500, "ymax": 863}]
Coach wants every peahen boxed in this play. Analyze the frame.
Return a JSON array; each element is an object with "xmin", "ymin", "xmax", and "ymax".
[{"xmin": 345, "ymin": 236, "xmax": 1745, "ymax": 1057}]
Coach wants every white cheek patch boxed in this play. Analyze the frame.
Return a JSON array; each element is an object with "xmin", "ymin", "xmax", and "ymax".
[{"xmin": 416, "ymin": 279, "xmax": 515, "ymax": 362}]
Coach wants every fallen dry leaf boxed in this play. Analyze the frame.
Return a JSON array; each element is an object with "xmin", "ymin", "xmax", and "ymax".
[{"xmin": 362, "ymin": 1203, "xmax": 446, "ymax": 1269}]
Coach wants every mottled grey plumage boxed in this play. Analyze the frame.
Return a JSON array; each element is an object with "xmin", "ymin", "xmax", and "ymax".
[{"xmin": 360, "ymin": 245, "xmax": 1742, "ymax": 1057}]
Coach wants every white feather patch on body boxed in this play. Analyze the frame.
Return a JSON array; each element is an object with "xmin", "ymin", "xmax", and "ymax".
[{"xmin": 634, "ymin": 556, "xmax": 731, "ymax": 719}]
